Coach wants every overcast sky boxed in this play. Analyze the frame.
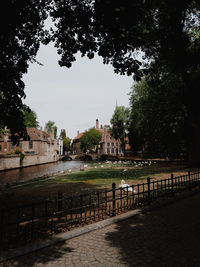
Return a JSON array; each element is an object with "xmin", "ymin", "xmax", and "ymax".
[{"xmin": 22, "ymin": 42, "xmax": 134, "ymax": 139}]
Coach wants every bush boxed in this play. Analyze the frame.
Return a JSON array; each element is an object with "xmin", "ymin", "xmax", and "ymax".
[
  {"xmin": 14, "ymin": 148, "xmax": 21, "ymax": 154},
  {"xmin": 20, "ymin": 152, "xmax": 25, "ymax": 163}
]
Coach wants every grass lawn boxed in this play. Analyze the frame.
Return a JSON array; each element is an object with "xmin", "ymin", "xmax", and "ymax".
[{"xmin": 0, "ymin": 161, "xmax": 197, "ymax": 208}]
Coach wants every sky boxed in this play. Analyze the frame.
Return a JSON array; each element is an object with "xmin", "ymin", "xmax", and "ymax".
[{"xmin": 22, "ymin": 42, "xmax": 134, "ymax": 139}]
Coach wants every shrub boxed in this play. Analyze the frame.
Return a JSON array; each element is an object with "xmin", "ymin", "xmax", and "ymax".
[{"xmin": 14, "ymin": 148, "xmax": 21, "ymax": 154}]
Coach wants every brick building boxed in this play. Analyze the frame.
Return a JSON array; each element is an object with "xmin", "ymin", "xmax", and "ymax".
[
  {"xmin": 0, "ymin": 127, "xmax": 63, "ymax": 170},
  {"xmin": 71, "ymin": 119, "xmax": 130, "ymax": 156}
]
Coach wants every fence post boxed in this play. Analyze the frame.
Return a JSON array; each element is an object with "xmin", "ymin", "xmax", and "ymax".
[
  {"xmin": 45, "ymin": 200, "xmax": 48, "ymax": 227},
  {"xmin": 105, "ymin": 191, "xmax": 107, "ymax": 217},
  {"xmin": 89, "ymin": 194, "xmax": 92, "ymax": 218},
  {"xmin": 0, "ymin": 210, "xmax": 4, "ymax": 244},
  {"xmin": 188, "ymin": 171, "xmax": 191, "ymax": 190},
  {"xmin": 80, "ymin": 195, "xmax": 83, "ymax": 222},
  {"xmin": 112, "ymin": 183, "xmax": 116, "ymax": 217},
  {"xmin": 31, "ymin": 204, "xmax": 35, "ymax": 240},
  {"xmin": 16, "ymin": 207, "xmax": 20, "ymax": 241},
  {"xmin": 147, "ymin": 177, "xmax": 151, "ymax": 204},
  {"xmin": 171, "ymin": 174, "xmax": 174, "ymax": 196},
  {"xmin": 70, "ymin": 197, "xmax": 73, "ymax": 222},
  {"xmin": 57, "ymin": 191, "xmax": 63, "ymax": 212},
  {"xmin": 97, "ymin": 192, "xmax": 100, "ymax": 218}
]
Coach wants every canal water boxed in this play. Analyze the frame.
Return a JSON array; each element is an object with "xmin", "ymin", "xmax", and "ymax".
[{"xmin": 0, "ymin": 160, "xmax": 85, "ymax": 185}]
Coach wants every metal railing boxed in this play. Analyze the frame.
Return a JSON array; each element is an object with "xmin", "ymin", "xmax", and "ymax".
[{"xmin": 0, "ymin": 170, "xmax": 199, "ymax": 249}]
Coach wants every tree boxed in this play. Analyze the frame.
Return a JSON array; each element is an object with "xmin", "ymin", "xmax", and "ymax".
[
  {"xmin": 24, "ymin": 110, "xmax": 39, "ymax": 128},
  {"xmin": 45, "ymin": 121, "xmax": 57, "ymax": 138},
  {"xmin": 0, "ymin": 121, "xmax": 5, "ymax": 136},
  {"xmin": 60, "ymin": 129, "xmax": 67, "ymax": 139},
  {"xmin": 129, "ymin": 76, "xmax": 188, "ymax": 158},
  {"xmin": 60, "ymin": 129, "xmax": 71, "ymax": 153},
  {"xmin": 110, "ymin": 106, "xmax": 129, "ymax": 153},
  {"xmin": 80, "ymin": 128, "xmax": 102, "ymax": 153},
  {"xmin": 0, "ymin": 0, "xmax": 49, "ymax": 143},
  {"xmin": 53, "ymin": 126, "xmax": 57, "ymax": 139},
  {"xmin": 63, "ymin": 137, "xmax": 71, "ymax": 153},
  {"xmin": 50, "ymin": 1, "xmax": 199, "ymax": 78}
]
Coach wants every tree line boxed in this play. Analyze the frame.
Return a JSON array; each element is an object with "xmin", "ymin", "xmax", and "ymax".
[{"xmin": 110, "ymin": 77, "xmax": 188, "ymax": 159}]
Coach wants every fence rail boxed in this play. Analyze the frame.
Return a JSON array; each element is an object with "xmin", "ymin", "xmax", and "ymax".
[{"xmin": 1, "ymin": 170, "xmax": 200, "ymax": 249}]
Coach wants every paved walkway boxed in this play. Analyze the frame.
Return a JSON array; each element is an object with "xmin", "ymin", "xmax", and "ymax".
[{"xmin": 1, "ymin": 192, "xmax": 200, "ymax": 266}]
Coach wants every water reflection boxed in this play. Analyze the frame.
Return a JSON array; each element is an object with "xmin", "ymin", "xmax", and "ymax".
[{"xmin": 0, "ymin": 160, "xmax": 85, "ymax": 185}]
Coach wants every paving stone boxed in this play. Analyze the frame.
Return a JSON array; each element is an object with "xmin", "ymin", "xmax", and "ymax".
[{"xmin": 2, "ymin": 193, "xmax": 200, "ymax": 266}]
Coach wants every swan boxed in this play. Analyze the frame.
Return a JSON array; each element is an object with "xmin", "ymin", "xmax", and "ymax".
[{"xmin": 119, "ymin": 179, "xmax": 136, "ymax": 192}]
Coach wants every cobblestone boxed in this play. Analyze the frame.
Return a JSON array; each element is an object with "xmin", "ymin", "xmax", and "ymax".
[{"xmin": 2, "ymin": 193, "xmax": 200, "ymax": 266}]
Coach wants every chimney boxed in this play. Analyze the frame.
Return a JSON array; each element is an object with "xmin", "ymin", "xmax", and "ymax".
[
  {"xmin": 96, "ymin": 119, "xmax": 99, "ymax": 129},
  {"xmin": 77, "ymin": 130, "xmax": 79, "ymax": 136},
  {"xmin": 100, "ymin": 124, "xmax": 103, "ymax": 129}
]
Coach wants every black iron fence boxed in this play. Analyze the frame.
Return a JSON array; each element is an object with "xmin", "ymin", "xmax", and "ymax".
[{"xmin": 0, "ymin": 170, "xmax": 200, "ymax": 249}]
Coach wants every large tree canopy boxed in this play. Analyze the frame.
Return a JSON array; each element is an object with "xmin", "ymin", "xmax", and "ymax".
[
  {"xmin": 51, "ymin": 0, "xmax": 199, "ymax": 77},
  {"xmin": 129, "ymin": 75, "xmax": 188, "ymax": 158},
  {"xmin": 1, "ymin": 0, "xmax": 199, "ymax": 161},
  {"xmin": 0, "ymin": 0, "xmax": 49, "ymax": 143}
]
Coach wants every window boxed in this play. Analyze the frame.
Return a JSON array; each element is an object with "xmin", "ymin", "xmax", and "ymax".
[
  {"xmin": 111, "ymin": 142, "xmax": 114, "ymax": 146},
  {"xmin": 29, "ymin": 141, "xmax": 33, "ymax": 149},
  {"xmin": 107, "ymin": 148, "xmax": 110, "ymax": 154},
  {"xmin": 10, "ymin": 143, "xmax": 14, "ymax": 149},
  {"xmin": 107, "ymin": 142, "xmax": 110, "ymax": 146},
  {"xmin": 116, "ymin": 148, "xmax": 118, "ymax": 154},
  {"xmin": 111, "ymin": 148, "xmax": 114, "ymax": 154},
  {"xmin": 116, "ymin": 142, "xmax": 118, "ymax": 147},
  {"xmin": 17, "ymin": 142, "xmax": 22, "ymax": 149}
]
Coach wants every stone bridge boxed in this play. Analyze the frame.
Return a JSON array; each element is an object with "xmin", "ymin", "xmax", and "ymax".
[{"xmin": 61, "ymin": 153, "xmax": 100, "ymax": 161}]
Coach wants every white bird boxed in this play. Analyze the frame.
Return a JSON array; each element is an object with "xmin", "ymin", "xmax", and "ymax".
[
  {"xmin": 68, "ymin": 169, "xmax": 72, "ymax": 172},
  {"xmin": 119, "ymin": 179, "xmax": 136, "ymax": 192},
  {"xmin": 84, "ymin": 164, "xmax": 88, "ymax": 168}
]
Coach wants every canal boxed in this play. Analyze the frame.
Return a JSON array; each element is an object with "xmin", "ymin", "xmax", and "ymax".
[{"xmin": 0, "ymin": 160, "xmax": 85, "ymax": 185}]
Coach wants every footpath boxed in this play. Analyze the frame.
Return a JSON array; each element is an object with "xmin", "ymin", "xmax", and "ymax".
[{"xmin": 1, "ymin": 192, "xmax": 200, "ymax": 267}]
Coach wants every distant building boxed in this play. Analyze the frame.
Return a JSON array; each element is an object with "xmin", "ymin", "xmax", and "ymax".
[
  {"xmin": 0, "ymin": 127, "xmax": 62, "ymax": 171},
  {"xmin": 71, "ymin": 131, "xmax": 85, "ymax": 154},
  {"xmin": 71, "ymin": 119, "xmax": 130, "ymax": 156},
  {"xmin": 58, "ymin": 136, "xmax": 64, "ymax": 156}
]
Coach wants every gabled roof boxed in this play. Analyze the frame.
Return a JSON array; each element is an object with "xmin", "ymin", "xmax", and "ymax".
[
  {"xmin": 27, "ymin": 128, "xmax": 50, "ymax": 141},
  {"xmin": 73, "ymin": 132, "xmax": 85, "ymax": 140}
]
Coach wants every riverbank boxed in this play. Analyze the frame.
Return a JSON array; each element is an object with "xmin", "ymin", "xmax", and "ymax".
[
  {"xmin": 1, "ymin": 160, "xmax": 198, "ymax": 209},
  {"xmin": 0, "ymin": 160, "xmax": 85, "ymax": 186}
]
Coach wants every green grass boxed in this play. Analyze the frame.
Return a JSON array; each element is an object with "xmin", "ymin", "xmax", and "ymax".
[
  {"xmin": 0, "ymin": 162, "xmax": 190, "ymax": 207},
  {"xmin": 63, "ymin": 163, "xmax": 187, "ymax": 186},
  {"xmin": 0, "ymin": 162, "xmax": 188, "ymax": 193}
]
